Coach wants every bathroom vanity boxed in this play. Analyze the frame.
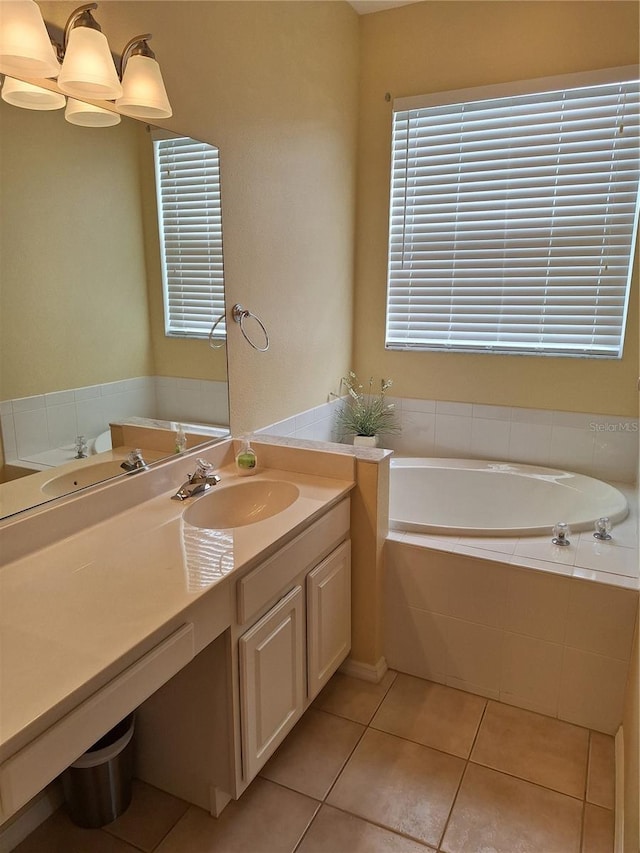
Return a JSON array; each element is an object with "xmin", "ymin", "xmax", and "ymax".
[{"xmin": 0, "ymin": 439, "xmax": 355, "ymax": 824}]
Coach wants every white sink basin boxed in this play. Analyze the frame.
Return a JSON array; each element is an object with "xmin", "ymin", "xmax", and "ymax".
[
  {"xmin": 41, "ymin": 461, "xmax": 128, "ymax": 497},
  {"xmin": 183, "ymin": 479, "xmax": 300, "ymax": 529}
]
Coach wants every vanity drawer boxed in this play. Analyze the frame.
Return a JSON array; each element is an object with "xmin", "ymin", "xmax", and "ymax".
[{"xmin": 237, "ymin": 498, "xmax": 350, "ymax": 626}]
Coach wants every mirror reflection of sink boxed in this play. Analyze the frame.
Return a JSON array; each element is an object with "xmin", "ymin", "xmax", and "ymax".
[
  {"xmin": 183, "ymin": 479, "xmax": 300, "ymax": 529},
  {"xmin": 41, "ymin": 461, "xmax": 130, "ymax": 497}
]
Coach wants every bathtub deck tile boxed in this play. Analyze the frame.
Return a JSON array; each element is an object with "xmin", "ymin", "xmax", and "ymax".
[
  {"xmin": 509, "ymin": 554, "xmax": 574, "ymax": 577},
  {"xmin": 403, "ymin": 532, "xmax": 461, "ymax": 549},
  {"xmin": 454, "ymin": 543, "xmax": 515, "ymax": 561},
  {"xmin": 571, "ymin": 567, "xmax": 638, "ymax": 590},
  {"xmin": 513, "ymin": 536, "xmax": 577, "ymax": 567},
  {"xmin": 574, "ymin": 539, "xmax": 639, "ymax": 578},
  {"xmin": 453, "ymin": 536, "xmax": 519, "ymax": 555}
]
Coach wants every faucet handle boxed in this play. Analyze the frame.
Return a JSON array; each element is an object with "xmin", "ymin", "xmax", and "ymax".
[
  {"xmin": 192, "ymin": 458, "xmax": 214, "ymax": 480},
  {"xmin": 74, "ymin": 435, "xmax": 88, "ymax": 458},
  {"xmin": 121, "ymin": 448, "xmax": 148, "ymax": 472}
]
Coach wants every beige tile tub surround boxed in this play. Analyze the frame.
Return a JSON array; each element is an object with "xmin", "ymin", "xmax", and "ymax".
[
  {"xmin": 14, "ymin": 670, "xmax": 617, "ymax": 853},
  {"xmin": 384, "ymin": 540, "xmax": 638, "ymax": 733}
]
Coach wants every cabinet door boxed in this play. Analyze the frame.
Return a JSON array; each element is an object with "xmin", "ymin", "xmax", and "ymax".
[
  {"xmin": 239, "ymin": 586, "xmax": 304, "ymax": 782},
  {"xmin": 306, "ymin": 540, "xmax": 351, "ymax": 701}
]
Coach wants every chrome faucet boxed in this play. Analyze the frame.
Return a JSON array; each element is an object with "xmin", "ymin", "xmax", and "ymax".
[
  {"xmin": 171, "ymin": 459, "xmax": 221, "ymax": 501},
  {"xmin": 120, "ymin": 449, "xmax": 148, "ymax": 472},
  {"xmin": 74, "ymin": 435, "xmax": 88, "ymax": 459}
]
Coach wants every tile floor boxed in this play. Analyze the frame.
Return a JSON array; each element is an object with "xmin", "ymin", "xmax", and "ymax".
[{"xmin": 14, "ymin": 670, "xmax": 615, "ymax": 853}]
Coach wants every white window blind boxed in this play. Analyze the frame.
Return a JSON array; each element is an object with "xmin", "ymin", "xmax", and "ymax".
[
  {"xmin": 386, "ymin": 68, "xmax": 640, "ymax": 357},
  {"xmin": 153, "ymin": 135, "xmax": 225, "ymax": 339}
]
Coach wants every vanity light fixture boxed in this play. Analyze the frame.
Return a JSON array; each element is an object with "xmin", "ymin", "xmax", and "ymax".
[
  {"xmin": 116, "ymin": 34, "xmax": 172, "ymax": 119},
  {"xmin": 57, "ymin": 3, "xmax": 122, "ymax": 100},
  {"xmin": 0, "ymin": 1, "xmax": 171, "ymax": 119},
  {"xmin": 65, "ymin": 96, "xmax": 120, "ymax": 127},
  {"xmin": 0, "ymin": 0, "xmax": 60, "ymax": 78},
  {"xmin": 1, "ymin": 74, "xmax": 65, "ymax": 110}
]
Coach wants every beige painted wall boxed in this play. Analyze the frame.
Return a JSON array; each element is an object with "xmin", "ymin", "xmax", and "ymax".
[
  {"xmin": 0, "ymin": 101, "xmax": 153, "ymax": 400},
  {"xmin": 37, "ymin": 1, "xmax": 359, "ymax": 434},
  {"xmin": 355, "ymin": 1, "xmax": 639, "ymax": 417}
]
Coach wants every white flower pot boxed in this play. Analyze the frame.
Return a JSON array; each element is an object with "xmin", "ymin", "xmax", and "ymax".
[{"xmin": 353, "ymin": 435, "xmax": 379, "ymax": 447}]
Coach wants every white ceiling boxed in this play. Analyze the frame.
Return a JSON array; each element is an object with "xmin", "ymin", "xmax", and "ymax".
[{"xmin": 347, "ymin": 0, "xmax": 422, "ymax": 14}]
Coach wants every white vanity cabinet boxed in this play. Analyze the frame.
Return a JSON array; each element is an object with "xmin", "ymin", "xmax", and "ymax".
[
  {"xmin": 135, "ymin": 496, "xmax": 351, "ymax": 812},
  {"xmin": 235, "ymin": 499, "xmax": 351, "ymax": 789},
  {"xmin": 306, "ymin": 540, "xmax": 351, "ymax": 702},
  {"xmin": 239, "ymin": 586, "xmax": 305, "ymax": 783}
]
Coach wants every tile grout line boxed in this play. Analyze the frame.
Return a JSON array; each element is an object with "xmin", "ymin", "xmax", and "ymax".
[
  {"xmin": 435, "ymin": 697, "xmax": 490, "ymax": 852},
  {"xmin": 579, "ymin": 730, "xmax": 592, "ymax": 853},
  {"xmin": 291, "ymin": 673, "xmax": 410, "ymax": 853}
]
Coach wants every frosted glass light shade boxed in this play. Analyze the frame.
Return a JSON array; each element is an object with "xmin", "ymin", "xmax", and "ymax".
[
  {"xmin": 65, "ymin": 97, "xmax": 120, "ymax": 127},
  {"xmin": 1, "ymin": 76, "xmax": 65, "ymax": 110},
  {"xmin": 116, "ymin": 54, "xmax": 171, "ymax": 118},
  {"xmin": 58, "ymin": 26, "xmax": 122, "ymax": 99},
  {"xmin": 0, "ymin": 0, "xmax": 61, "ymax": 78}
]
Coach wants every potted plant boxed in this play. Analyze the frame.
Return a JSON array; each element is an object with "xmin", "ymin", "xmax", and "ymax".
[{"xmin": 335, "ymin": 371, "xmax": 399, "ymax": 446}]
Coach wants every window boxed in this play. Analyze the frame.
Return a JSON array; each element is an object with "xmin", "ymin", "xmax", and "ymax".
[
  {"xmin": 153, "ymin": 134, "xmax": 225, "ymax": 339},
  {"xmin": 386, "ymin": 68, "xmax": 640, "ymax": 358}
]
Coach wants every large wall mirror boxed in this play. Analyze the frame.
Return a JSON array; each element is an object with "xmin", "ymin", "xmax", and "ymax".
[{"xmin": 0, "ymin": 93, "xmax": 230, "ymax": 520}]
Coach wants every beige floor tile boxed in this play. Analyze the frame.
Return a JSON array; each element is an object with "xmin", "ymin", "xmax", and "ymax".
[
  {"xmin": 326, "ymin": 728, "xmax": 464, "ymax": 848},
  {"xmin": 371, "ymin": 674, "xmax": 486, "ymax": 758},
  {"xmin": 582, "ymin": 803, "xmax": 614, "ymax": 853},
  {"xmin": 297, "ymin": 805, "xmax": 436, "ymax": 852},
  {"xmin": 471, "ymin": 700, "xmax": 589, "ymax": 797},
  {"xmin": 587, "ymin": 732, "xmax": 616, "ymax": 810},
  {"xmin": 103, "ymin": 779, "xmax": 190, "ymax": 852},
  {"xmin": 12, "ymin": 809, "xmax": 139, "ymax": 853},
  {"xmin": 155, "ymin": 777, "xmax": 319, "ymax": 853},
  {"xmin": 312, "ymin": 669, "xmax": 397, "ymax": 724},
  {"xmin": 441, "ymin": 763, "xmax": 583, "ymax": 853},
  {"xmin": 260, "ymin": 708, "xmax": 365, "ymax": 799}
]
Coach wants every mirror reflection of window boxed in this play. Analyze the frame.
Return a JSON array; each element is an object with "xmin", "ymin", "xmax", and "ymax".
[{"xmin": 152, "ymin": 132, "xmax": 226, "ymax": 342}]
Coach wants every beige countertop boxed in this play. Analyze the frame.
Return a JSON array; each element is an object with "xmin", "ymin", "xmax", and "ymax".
[{"xmin": 0, "ymin": 461, "xmax": 354, "ymax": 764}]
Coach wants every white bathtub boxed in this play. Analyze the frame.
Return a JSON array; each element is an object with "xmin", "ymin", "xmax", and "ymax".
[{"xmin": 389, "ymin": 458, "xmax": 628, "ymax": 537}]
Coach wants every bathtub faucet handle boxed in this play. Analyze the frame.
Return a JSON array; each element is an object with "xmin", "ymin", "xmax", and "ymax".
[
  {"xmin": 552, "ymin": 521, "xmax": 571, "ymax": 546},
  {"xmin": 593, "ymin": 517, "xmax": 613, "ymax": 541}
]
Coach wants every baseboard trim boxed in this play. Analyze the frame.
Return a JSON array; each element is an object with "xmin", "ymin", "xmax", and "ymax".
[
  {"xmin": 339, "ymin": 656, "xmax": 388, "ymax": 684},
  {"xmin": 615, "ymin": 726, "xmax": 624, "ymax": 853},
  {"xmin": 0, "ymin": 782, "xmax": 63, "ymax": 852}
]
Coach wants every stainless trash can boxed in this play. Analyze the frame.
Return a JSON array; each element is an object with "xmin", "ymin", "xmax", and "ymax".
[{"xmin": 62, "ymin": 713, "xmax": 134, "ymax": 828}]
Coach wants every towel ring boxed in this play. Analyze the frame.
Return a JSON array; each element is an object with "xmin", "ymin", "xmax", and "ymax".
[
  {"xmin": 208, "ymin": 312, "xmax": 227, "ymax": 349},
  {"xmin": 232, "ymin": 304, "xmax": 270, "ymax": 352}
]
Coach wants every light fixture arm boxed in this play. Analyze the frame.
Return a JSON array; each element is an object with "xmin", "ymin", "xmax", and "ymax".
[
  {"xmin": 120, "ymin": 34, "xmax": 154, "ymax": 76},
  {"xmin": 63, "ymin": 3, "xmax": 100, "ymax": 50}
]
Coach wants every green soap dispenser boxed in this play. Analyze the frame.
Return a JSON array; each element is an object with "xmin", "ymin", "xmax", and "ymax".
[{"xmin": 235, "ymin": 437, "xmax": 257, "ymax": 476}]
